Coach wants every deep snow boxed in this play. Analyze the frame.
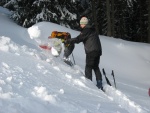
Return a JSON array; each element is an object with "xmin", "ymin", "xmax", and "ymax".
[{"xmin": 0, "ymin": 7, "xmax": 150, "ymax": 113}]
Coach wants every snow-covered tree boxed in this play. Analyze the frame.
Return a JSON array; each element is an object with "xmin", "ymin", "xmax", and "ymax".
[
  {"xmin": 125, "ymin": 0, "xmax": 148, "ymax": 42},
  {"xmin": 4, "ymin": 0, "xmax": 78, "ymax": 28},
  {"xmin": 2, "ymin": 0, "xmax": 149, "ymax": 43},
  {"xmin": 0, "ymin": 0, "xmax": 9, "ymax": 6},
  {"xmin": 147, "ymin": 0, "xmax": 150, "ymax": 43}
]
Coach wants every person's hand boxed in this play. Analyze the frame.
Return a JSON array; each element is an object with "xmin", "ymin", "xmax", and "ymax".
[
  {"xmin": 64, "ymin": 39, "xmax": 69, "ymax": 44},
  {"xmin": 64, "ymin": 39, "xmax": 71, "ymax": 47}
]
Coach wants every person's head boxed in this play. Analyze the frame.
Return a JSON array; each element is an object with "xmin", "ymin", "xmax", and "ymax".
[{"xmin": 80, "ymin": 17, "xmax": 88, "ymax": 28}]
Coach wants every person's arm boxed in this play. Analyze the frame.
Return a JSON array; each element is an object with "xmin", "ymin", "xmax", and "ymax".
[{"xmin": 68, "ymin": 29, "xmax": 89, "ymax": 44}]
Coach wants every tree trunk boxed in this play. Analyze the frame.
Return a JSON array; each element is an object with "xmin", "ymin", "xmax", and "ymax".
[
  {"xmin": 148, "ymin": 0, "xmax": 150, "ymax": 43},
  {"xmin": 106, "ymin": 0, "xmax": 111, "ymax": 36},
  {"xmin": 111, "ymin": 0, "xmax": 115, "ymax": 37},
  {"xmin": 92, "ymin": 0, "xmax": 99, "ymax": 34}
]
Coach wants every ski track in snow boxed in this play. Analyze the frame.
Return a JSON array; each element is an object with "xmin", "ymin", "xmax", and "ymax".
[{"xmin": 104, "ymin": 85, "xmax": 147, "ymax": 113}]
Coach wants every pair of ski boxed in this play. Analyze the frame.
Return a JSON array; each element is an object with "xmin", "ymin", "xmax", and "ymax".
[{"xmin": 102, "ymin": 68, "xmax": 117, "ymax": 89}]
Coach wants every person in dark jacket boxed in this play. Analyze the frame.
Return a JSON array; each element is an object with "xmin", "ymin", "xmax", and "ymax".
[{"xmin": 66, "ymin": 17, "xmax": 103, "ymax": 90}]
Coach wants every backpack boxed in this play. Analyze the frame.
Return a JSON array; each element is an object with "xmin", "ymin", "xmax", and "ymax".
[{"xmin": 48, "ymin": 31, "xmax": 71, "ymax": 47}]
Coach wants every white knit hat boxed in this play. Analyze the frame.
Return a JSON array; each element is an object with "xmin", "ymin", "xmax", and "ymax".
[{"xmin": 80, "ymin": 17, "xmax": 88, "ymax": 25}]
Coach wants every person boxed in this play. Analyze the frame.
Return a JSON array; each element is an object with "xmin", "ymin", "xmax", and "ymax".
[
  {"xmin": 48, "ymin": 31, "xmax": 75, "ymax": 66},
  {"xmin": 66, "ymin": 17, "xmax": 103, "ymax": 90}
]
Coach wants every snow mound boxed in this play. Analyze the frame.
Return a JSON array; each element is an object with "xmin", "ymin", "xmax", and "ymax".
[{"xmin": 28, "ymin": 26, "xmax": 41, "ymax": 39}]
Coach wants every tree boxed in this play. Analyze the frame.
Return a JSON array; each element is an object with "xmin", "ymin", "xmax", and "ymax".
[
  {"xmin": 106, "ymin": 0, "xmax": 111, "ymax": 36},
  {"xmin": 111, "ymin": 0, "xmax": 115, "ymax": 37},
  {"xmin": 3, "ymin": 0, "xmax": 149, "ymax": 43},
  {"xmin": 128, "ymin": 0, "xmax": 148, "ymax": 42},
  {"xmin": 148, "ymin": 0, "xmax": 150, "ymax": 43},
  {"xmin": 91, "ymin": 0, "xmax": 99, "ymax": 33},
  {"xmin": 0, "ymin": 0, "xmax": 8, "ymax": 6},
  {"xmin": 4, "ymin": 0, "xmax": 79, "ymax": 28}
]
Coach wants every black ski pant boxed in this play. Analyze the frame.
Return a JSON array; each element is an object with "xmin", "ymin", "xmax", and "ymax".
[{"xmin": 85, "ymin": 53, "xmax": 102, "ymax": 81}]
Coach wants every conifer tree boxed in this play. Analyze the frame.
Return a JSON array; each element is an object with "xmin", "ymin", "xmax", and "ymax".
[
  {"xmin": 4, "ymin": 0, "xmax": 79, "ymax": 28},
  {"xmin": 2, "ymin": 0, "xmax": 149, "ymax": 43},
  {"xmin": 148, "ymin": 0, "xmax": 150, "ymax": 43}
]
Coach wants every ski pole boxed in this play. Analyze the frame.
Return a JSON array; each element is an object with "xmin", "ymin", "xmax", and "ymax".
[
  {"xmin": 102, "ymin": 68, "xmax": 111, "ymax": 86},
  {"xmin": 111, "ymin": 70, "xmax": 117, "ymax": 89},
  {"xmin": 72, "ymin": 53, "xmax": 76, "ymax": 65}
]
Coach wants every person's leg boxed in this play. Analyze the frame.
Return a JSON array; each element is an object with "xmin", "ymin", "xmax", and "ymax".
[
  {"xmin": 85, "ymin": 54, "xmax": 93, "ymax": 81},
  {"xmin": 94, "ymin": 67, "xmax": 102, "ymax": 80},
  {"xmin": 93, "ymin": 55, "xmax": 103, "ymax": 90},
  {"xmin": 85, "ymin": 65, "xmax": 92, "ymax": 81},
  {"xmin": 93, "ymin": 55, "xmax": 102, "ymax": 81},
  {"xmin": 94, "ymin": 66, "xmax": 103, "ymax": 90}
]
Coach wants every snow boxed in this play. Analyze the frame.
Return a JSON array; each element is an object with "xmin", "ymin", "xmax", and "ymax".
[
  {"xmin": 28, "ymin": 26, "xmax": 41, "ymax": 39},
  {"xmin": 0, "ymin": 6, "xmax": 150, "ymax": 113}
]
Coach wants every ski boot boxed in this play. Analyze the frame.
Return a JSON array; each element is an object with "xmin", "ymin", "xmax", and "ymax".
[{"xmin": 96, "ymin": 80, "xmax": 104, "ymax": 91}]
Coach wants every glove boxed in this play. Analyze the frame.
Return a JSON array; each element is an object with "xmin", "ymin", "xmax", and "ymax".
[
  {"xmin": 64, "ymin": 39, "xmax": 71, "ymax": 47},
  {"xmin": 64, "ymin": 39, "xmax": 68, "ymax": 43}
]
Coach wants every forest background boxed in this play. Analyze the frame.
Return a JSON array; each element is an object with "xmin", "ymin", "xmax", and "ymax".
[{"xmin": 1, "ymin": 0, "xmax": 150, "ymax": 43}]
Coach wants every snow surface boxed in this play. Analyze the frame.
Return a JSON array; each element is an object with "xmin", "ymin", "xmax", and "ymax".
[{"xmin": 0, "ymin": 7, "xmax": 150, "ymax": 113}]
